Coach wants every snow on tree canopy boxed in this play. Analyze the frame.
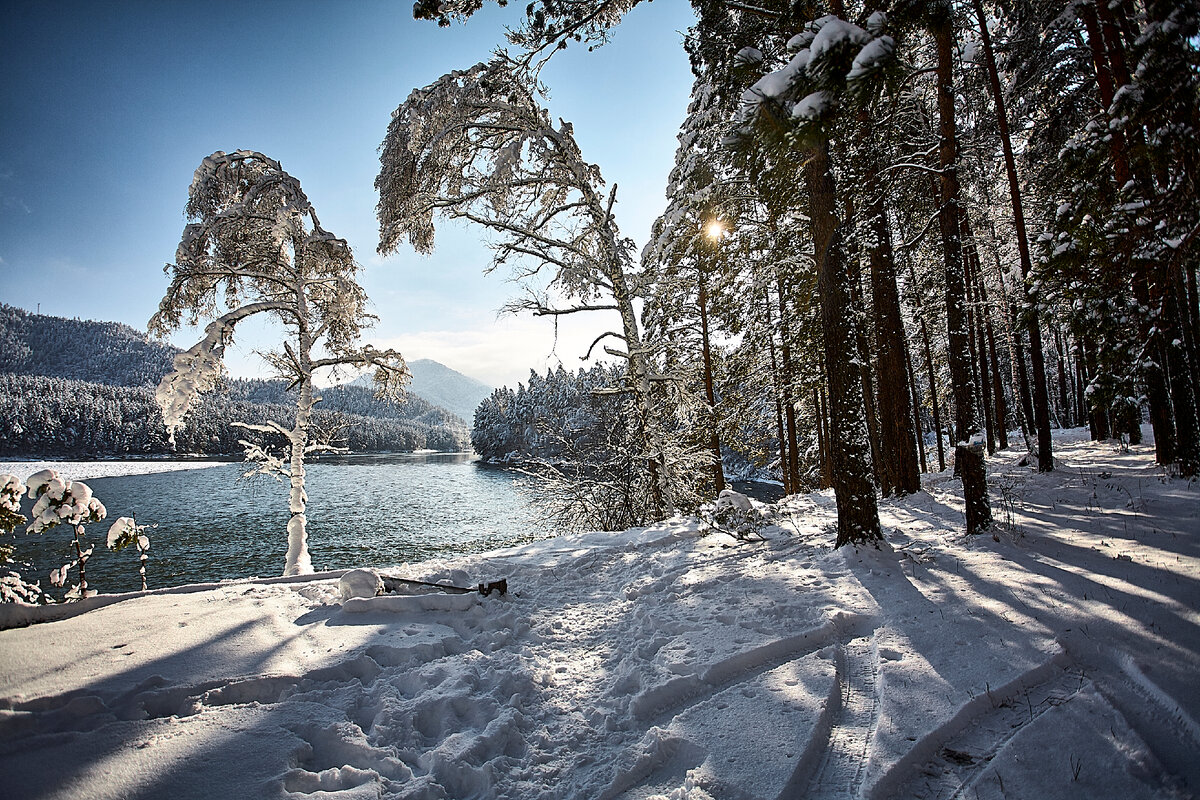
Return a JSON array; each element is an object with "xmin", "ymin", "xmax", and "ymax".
[
  {"xmin": 809, "ymin": 18, "xmax": 871, "ymax": 64},
  {"xmin": 847, "ymin": 36, "xmax": 895, "ymax": 82},
  {"xmin": 150, "ymin": 149, "xmax": 407, "ymax": 577},
  {"xmin": 793, "ymin": 91, "xmax": 833, "ymax": 120}
]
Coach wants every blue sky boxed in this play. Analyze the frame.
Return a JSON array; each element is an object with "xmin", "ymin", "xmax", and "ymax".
[{"xmin": 0, "ymin": 0, "xmax": 697, "ymax": 388}]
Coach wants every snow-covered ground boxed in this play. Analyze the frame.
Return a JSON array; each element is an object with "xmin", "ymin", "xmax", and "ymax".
[
  {"xmin": 0, "ymin": 429, "xmax": 1196, "ymax": 799},
  {"xmin": 0, "ymin": 459, "xmax": 229, "ymax": 481}
]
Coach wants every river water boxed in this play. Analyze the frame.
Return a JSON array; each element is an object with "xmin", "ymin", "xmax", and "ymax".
[{"xmin": 6, "ymin": 454, "xmax": 547, "ymax": 597}]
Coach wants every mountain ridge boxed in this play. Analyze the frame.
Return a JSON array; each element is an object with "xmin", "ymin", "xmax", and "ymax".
[{"xmin": 353, "ymin": 358, "xmax": 493, "ymax": 424}]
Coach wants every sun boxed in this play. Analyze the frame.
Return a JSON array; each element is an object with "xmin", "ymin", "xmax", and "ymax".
[{"xmin": 704, "ymin": 220, "xmax": 727, "ymax": 240}]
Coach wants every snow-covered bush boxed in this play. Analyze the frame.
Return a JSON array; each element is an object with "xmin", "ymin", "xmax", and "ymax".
[
  {"xmin": 107, "ymin": 516, "xmax": 152, "ymax": 592},
  {"xmin": 0, "ymin": 473, "xmax": 27, "ymax": 536},
  {"xmin": 0, "ymin": 473, "xmax": 28, "ymax": 566},
  {"xmin": 26, "ymin": 469, "xmax": 107, "ymax": 600},
  {"xmin": 701, "ymin": 489, "xmax": 767, "ymax": 541}
]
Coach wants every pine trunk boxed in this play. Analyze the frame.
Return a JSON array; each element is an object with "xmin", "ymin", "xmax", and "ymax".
[
  {"xmin": 868, "ymin": 183, "xmax": 920, "ymax": 494},
  {"xmin": 906, "ymin": 338, "xmax": 929, "ymax": 474},
  {"xmin": 805, "ymin": 141, "xmax": 881, "ymax": 546},
  {"xmin": 698, "ymin": 277, "xmax": 726, "ymax": 495},
  {"xmin": 973, "ymin": 0, "xmax": 1052, "ymax": 470},
  {"xmin": 933, "ymin": 6, "xmax": 990, "ymax": 533}
]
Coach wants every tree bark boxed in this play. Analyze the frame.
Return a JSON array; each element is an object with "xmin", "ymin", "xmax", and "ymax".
[
  {"xmin": 776, "ymin": 275, "xmax": 803, "ymax": 492},
  {"xmin": 284, "ymin": 307, "xmax": 315, "ymax": 577},
  {"xmin": 868, "ymin": 179, "xmax": 920, "ymax": 494},
  {"xmin": 933, "ymin": 5, "xmax": 990, "ymax": 533},
  {"xmin": 1081, "ymin": 0, "xmax": 1178, "ymax": 465},
  {"xmin": 906, "ymin": 337, "xmax": 928, "ymax": 474},
  {"xmin": 805, "ymin": 141, "xmax": 881, "ymax": 546},
  {"xmin": 763, "ymin": 294, "xmax": 792, "ymax": 494},
  {"xmin": 697, "ymin": 276, "xmax": 726, "ymax": 494}
]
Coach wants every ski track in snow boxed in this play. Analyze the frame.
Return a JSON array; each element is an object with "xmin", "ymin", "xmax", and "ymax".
[{"xmin": 0, "ymin": 430, "xmax": 1197, "ymax": 799}]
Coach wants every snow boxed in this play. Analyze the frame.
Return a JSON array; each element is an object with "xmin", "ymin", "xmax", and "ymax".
[
  {"xmin": 846, "ymin": 36, "xmax": 894, "ymax": 81},
  {"xmin": 0, "ymin": 429, "xmax": 1197, "ymax": 799},
  {"xmin": 0, "ymin": 459, "xmax": 228, "ymax": 481},
  {"xmin": 809, "ymin": 19, "xmax": 870, "ymax": 63},
  {"xmin": 792, "ymin": 91, "xmax": 833, "ymax": 120}
]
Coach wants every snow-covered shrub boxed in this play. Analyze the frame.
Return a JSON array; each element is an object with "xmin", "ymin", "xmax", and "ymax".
[
  {"xmin": 0, "ymin": 473, "xmax": 27, "ymax": 536},
  {"xmin": 0, "ymin": 571, "xmax": 50, "ymax": 605},
  {"xmin": 701, "ymin": 489, "xmax": 767, "ymax": 541},
  {"xmin": 107, "ymin": 516, "xmax": 152, "ymax": 592},
  {"xmin": 0, "ymin": 473, "xmax": 28, "ymax": 566},
  {"xmin": 26, "ymin": 469, "xmax": 107, "ymax": 600}
]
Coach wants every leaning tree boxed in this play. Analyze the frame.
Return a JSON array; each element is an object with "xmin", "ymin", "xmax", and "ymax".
[
  {"xmin": 150, "ymin": 150, "xmax": 408, "ymax": 576},
  {"xmin": 376, "ymin": 57, "xmax": 697, "ymax": 522}
]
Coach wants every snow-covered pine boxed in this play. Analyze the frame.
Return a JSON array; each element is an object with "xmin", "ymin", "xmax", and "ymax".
[
  {"xmin": 377, "ymin": 59, "xmax": 688, "ymax": 522},
  {"xmin": 150, "ymin": 150, "xmax": 409, "ymax": 576},
  {"xmin": 726, "ymin": 8, "xmax": 907, "ymax": 545},
  {"xmin": 412, "ymin": 0, "xmax": 643, "ymax": 68}
]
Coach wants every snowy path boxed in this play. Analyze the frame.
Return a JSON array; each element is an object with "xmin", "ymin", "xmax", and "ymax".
[{"xmin": 0, "ymin": 431, "xmax": 1196, "ymax": 799}]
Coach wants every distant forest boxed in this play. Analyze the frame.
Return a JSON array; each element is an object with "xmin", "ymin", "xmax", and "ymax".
[{"xmin": 0, "ymin": 304, "xmax": 470, "ymax": 456}]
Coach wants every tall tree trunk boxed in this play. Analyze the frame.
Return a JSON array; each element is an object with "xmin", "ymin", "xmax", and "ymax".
[
  {"xmin": 969, "ymin": 226, "xmax": 1010, "ymax": 448},
  {"xmin": 933, "ymin": 6, "xmax": 990, "ymax": 533},
  {"xmin": 763, "ymin": 295, "xmax": 792, "ymax": 494},
  {"xmin": 285, "ymin": 315, "xmax": 315, "ymax": 577},
  {"xmin": 868, "ymin": 178, "xmax": 920, "ymax": 494},
  {"xmin": 1055, "ymin": 327, "xmax": 1073, "ymax": 428},
  {"xmin": 963, "ymin": 221, "xmax": 996, "ymax": 455},
  {"xmin": 973, "ymin": 0, "xmax": 1052, "ymax": 470},
  {"xmin": 777, "ymin": 275, "xmax": 803, "ymax": 492},
  {"xmin": 698, "ymin": 276, "xmax": 726, "ymax": 494},
  {"xmin": 818, "ymin": 385, "xmax": 834, "ymax": 489},
  {"xmin": 843, "ymin": 198, "xmax": 885, "ymax": 493},
  {"xmin": 906, "ymin": 338, "xmax": 929, "ymax": 474},
  {"xmin": 805, "ymin": 141, "xmax": 881, "ymax": 546},
  {"xmin": 1081, "ymin": 0, "xmax": 1178, "ymax": 465},
  {"xmin": 1164, "ymin": 265, "xmax": 1200, "ymax": 475},
  {"xmin": 813, "ymin": 387, "xmax": 826, "ymax": 489},
  {"xmin": 919, "ymin": 311, "xmax": 946, "ymax": 473}
]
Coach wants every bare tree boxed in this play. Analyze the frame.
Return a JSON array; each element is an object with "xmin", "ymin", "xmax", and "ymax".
[{"xmin": 150, "ymin": 150, "xmax": 408, "ymax": 576}]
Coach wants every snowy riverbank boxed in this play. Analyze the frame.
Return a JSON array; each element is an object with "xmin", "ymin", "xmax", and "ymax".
[
  {"xmin": 1, "ymin": 430, "xmax": 1197, "ymax": 799},
  {"xmin": 0, "ymin": 459, "xmax": 230, "ymax": 482}
]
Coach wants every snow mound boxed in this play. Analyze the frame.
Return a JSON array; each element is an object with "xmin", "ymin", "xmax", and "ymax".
[{"xmin": 338, "ymin": 568, "xmax": 383, "ymax": 601}]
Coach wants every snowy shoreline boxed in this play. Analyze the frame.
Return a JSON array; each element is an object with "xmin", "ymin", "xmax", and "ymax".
[
  {"xmin": 1, "ymin": 432, "xmax": 1197, "ymax": 799},
  {"xmin": 0, "ymin": 459, "xmax": 232, "ymax": 482}
]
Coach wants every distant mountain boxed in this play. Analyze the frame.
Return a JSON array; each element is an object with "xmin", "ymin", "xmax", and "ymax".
[
  {"xmin": 355, "ymin": 358, "xmax": 493, "ymax": 424},
  {"xmin": 0, "ymin": 305, "xmax": 471, "ymax": 455}
]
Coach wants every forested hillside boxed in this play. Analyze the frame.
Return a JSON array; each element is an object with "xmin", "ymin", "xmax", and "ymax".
[
  {"xmin": 0, "ymin": 303, "xmax": 175, "ymax": 387},
  {"xmin": 0, "ymin": 305, "xmax": 470, "ymax": 456}
]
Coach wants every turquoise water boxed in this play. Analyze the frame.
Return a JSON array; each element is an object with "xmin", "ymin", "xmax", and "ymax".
[{"xmin": 7, "ymin": 454, "xmax": 546, "ymax": 596}]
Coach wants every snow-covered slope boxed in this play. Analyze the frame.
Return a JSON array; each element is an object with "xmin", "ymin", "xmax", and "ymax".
[{"xmin": 0, "ymin": 430, "xmax": 1196, "ymax": 799}]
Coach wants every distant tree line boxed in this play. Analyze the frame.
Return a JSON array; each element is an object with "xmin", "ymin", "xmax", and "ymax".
[
  {"xmin": 0, "ymin": 303, "xmax": 176, "ymax": 388},
  {"xmin": 0, "ymin": 302, "xmax": 470, "ymax": 457},
  {"xmin": 471, "ymin": 365, "xmax": 630, "ymax": 463},
  {"xmin": 0, "ymin": 374, "xmax": 469, "ymax": 457}
]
